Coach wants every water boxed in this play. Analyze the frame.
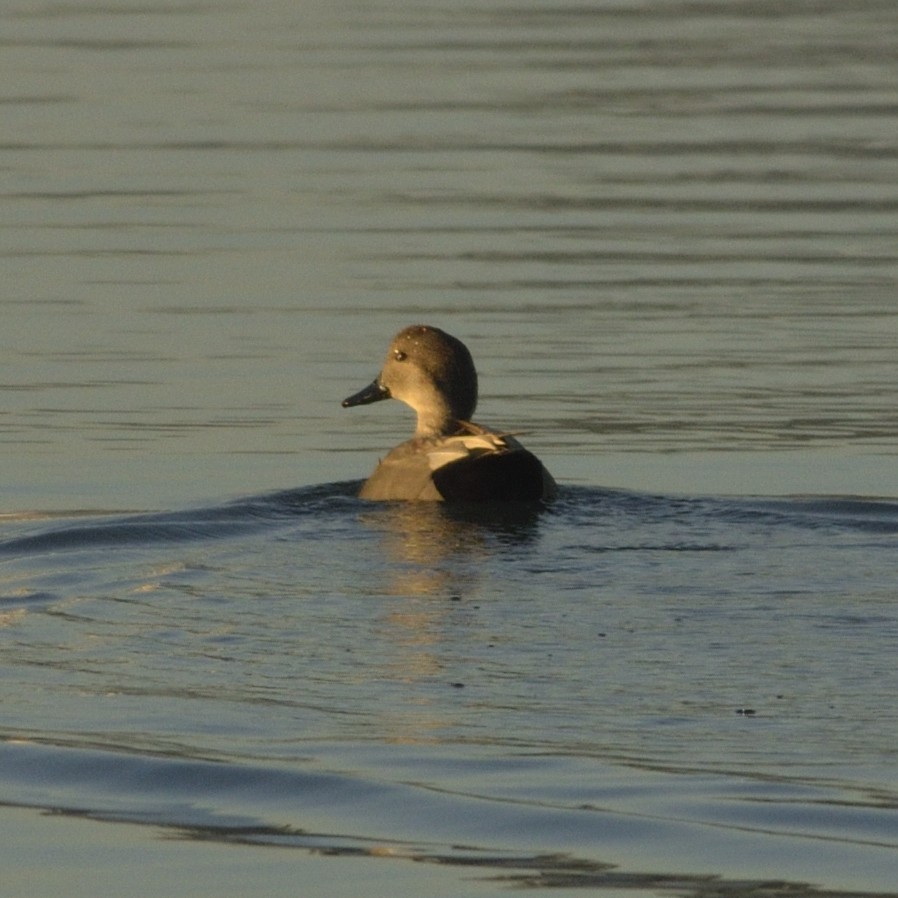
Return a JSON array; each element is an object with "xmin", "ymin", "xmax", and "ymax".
[
  {"xmin": 2, "ymin": 488, "xmax": 897, "ymax": 894},
  {"xmin": 3, "ymin": 0, "xmax": 898, "ymax": 895}
]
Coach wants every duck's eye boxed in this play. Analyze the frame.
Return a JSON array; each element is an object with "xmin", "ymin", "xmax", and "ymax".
[{"xmin": 393, "ymin": 350, "xmax": 407, "ymax": 362}]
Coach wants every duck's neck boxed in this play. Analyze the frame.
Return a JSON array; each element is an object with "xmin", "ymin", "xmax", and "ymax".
[{"xmin": 414, "ymin": 398, "xmax": 459, "ymax": 438}]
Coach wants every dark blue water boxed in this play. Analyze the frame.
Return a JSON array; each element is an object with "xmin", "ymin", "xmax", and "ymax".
[{"xmin": 2, "ymin": 486, "xmax": 896, "ymax": 894}]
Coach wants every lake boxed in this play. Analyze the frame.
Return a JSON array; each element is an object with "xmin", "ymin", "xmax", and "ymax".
[{"xmin": 2, "ymin": 1, "xmax": 897, "ymax": 895}]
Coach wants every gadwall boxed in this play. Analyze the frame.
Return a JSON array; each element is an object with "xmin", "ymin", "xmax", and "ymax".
[{"xmin": 342, "ymin": 325, "xmax": 556, "ymax": 501}]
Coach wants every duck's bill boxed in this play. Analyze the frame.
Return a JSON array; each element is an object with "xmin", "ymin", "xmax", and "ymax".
[{"xmin": 342, "ymin": 379, "xmax": 391, "ymax": 407}]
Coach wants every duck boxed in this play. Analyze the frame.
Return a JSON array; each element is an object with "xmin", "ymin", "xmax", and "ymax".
[{"xmin": 342, "ymin": 324, "xmax": 556, "ymax": 502}]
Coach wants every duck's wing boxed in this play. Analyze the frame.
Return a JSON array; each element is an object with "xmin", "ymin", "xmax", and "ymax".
[
  {"xmin": 424, "ymin": 431, "xmax": 508, "ymax": 471},
  {"xmin": 357, "ymin": 429, "xmax": 555, "ymax": 502},
  {"xmin": 429, "ymin": 430, "xmax": 555, "ymax": 502}
]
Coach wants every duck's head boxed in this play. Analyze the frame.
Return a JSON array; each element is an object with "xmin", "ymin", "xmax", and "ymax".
[{"xmin": 342, "ymin": 325, "xmax": 478, "ymax": 437}]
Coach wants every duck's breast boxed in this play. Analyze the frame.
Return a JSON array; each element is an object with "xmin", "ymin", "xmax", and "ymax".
[{"xmin": 357, "ymin": 440, "xmax": 444, "ymax": 501}]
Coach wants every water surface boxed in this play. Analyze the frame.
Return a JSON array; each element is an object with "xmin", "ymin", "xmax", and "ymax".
[{"xmin": 2, "ymin": 0, "xmax": 898, "ymax": 895}]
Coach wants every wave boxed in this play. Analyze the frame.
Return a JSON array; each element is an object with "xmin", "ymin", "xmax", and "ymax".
[
  {"xmin": 4, "ymin": 483, "xmax": 898, "ymax": 560},
  {"xmin": 1, "ymin": 738, "xmax": 895, "ymax": 897},
  {"xmin": 3, "ymin": 483, "xmax": 898, "ymax": 895},
  {"xmin": 0, "ymin": 482, "xmax": 363, "ymax": 556}
]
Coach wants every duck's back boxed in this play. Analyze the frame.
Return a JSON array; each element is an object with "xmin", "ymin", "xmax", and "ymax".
[{"xmin": 358, "ymin": 425, "xmax": 556, "ymax": 502}]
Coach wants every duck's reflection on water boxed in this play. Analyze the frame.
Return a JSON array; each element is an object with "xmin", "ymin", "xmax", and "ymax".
[
  {"xmin": 358, "ymin": 500, "xmax": 547, "ymax": 596},
  {"xmin": 353, "ymin": 501, "xmax": 550, "ymax": 742}
]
